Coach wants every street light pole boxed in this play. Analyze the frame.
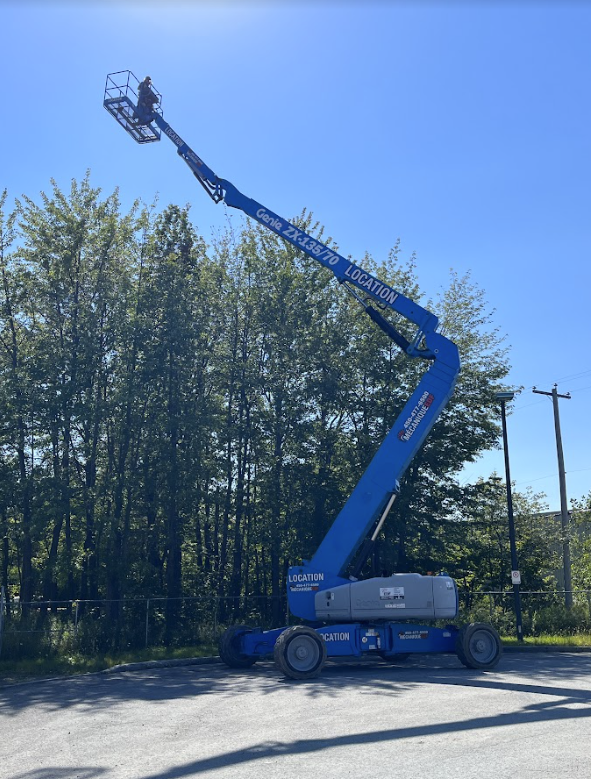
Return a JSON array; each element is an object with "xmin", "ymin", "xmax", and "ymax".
[{"xmin": 496, "ymin": 391, "xmax": 524, "ymax": 642}]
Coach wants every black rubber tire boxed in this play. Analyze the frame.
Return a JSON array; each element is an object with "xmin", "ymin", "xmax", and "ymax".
[
  {"xmin": 379, "ymin": 652, "xmax": 411, "ymax": 663},
  {"xmin": 274, "ymin": 626, "xmax": 327, "ymax": 680},
  {"xmin": 218, "ymin": 624, "xmax": 257, "ymax": 668},
  {"xmin": 456, "ymin": 623, "xmax": 502, "ymax": 670}
]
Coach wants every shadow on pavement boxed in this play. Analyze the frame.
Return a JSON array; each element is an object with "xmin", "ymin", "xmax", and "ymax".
[
  {"xmin": 2, "ymin": 651, "xmax": 591, "ymax": 716},
  {"xmin": 11, "ymin": 770, "xmax": 107, "ymax": 779},
  {"xmin": 137, "ymin": 694, "xmax": 591, "ymax": 778},
  {"xmin": 5, "ymin": 653, "xmax": 591, "ymax": 779}
]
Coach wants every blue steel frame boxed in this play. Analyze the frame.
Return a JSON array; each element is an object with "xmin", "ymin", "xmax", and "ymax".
[
  {"xmin": 104, "ymin": 73, "xmax": 462, "ymax": 657},
  {"xmin": 239, "ymin": 622, "xmax": 459, "ymax": 660}
]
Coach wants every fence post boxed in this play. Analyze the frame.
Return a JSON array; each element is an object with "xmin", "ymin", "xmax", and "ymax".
[
  {"xmin": 0, "ymin": 586, "xmax": 5, "ymax": 659},
  {"xmin": 145, "ymin": 599, "xmax": 150, "ymax": 649},
  {"xmin": 74, "ymin": 601, "xmax": 79, "ymax": 638}
]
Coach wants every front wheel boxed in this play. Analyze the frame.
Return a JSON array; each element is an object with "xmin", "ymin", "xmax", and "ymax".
[
  {"xmin": 456, "ymin": 623, "xmax": 502, "ymax": 670},
  {"xmin": 274, "ymin": 626, "xmax": 327, "ymax": 680},
  {"xmin": 219, "ymin": 625, "xmax": 257, "ymax": 668}
]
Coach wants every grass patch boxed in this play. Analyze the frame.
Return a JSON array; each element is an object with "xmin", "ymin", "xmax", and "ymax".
[
  {"xmin": 0, "ymin": 643, "xmax": 217, "ymax": 685},
  {"xmin": 3, "ymin": 634, "xmax": 591, "ymax": 684},
  {"xmin": 502, "ymin": 633, "xmax": 591, "ymax": 647}
]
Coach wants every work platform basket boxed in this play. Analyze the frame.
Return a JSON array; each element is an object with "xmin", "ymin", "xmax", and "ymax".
[{"xmin": 103, "ymin": 71, "xmax": 163, "ymax": 144}]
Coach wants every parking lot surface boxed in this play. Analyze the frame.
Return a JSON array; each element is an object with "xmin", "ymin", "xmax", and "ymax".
[{"xmin": 1, "ymin": 652, "xmax": 591, "ymax": 779}]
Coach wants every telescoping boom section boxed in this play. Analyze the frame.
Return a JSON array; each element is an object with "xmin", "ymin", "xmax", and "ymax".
[{"xmin": 104, "ymin": 72, "xmax": 503, "ymax": 678}]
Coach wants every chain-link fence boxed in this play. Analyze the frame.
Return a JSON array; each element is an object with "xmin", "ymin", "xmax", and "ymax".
[
  {"xmin": 0, "ymin": 588, "xmax": 289, "ymax": 660},
  {"xmin": 460, "ymin": 589, "xmax": 591, "ymax": 638},
  {"xmin": 1, "ymin": 587, "xmax": 590, "ymax": 661}
]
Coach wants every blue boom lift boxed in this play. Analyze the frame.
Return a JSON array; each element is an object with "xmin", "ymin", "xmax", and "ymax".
[{"xmin": 104, "ymin": 71, "xmax": 502, "ymax": 679}]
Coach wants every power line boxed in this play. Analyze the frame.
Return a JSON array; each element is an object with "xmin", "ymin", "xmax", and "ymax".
[
  {"xmin": 554, "ymin": 367, "xmax": 591, "ymax": 384},
  {"xmin": 511, "ymin": 398, "xmax": 546, "ymax": 413},
  {"xmin": 521, "ymin": 368, "xmax": 591, "ymax": 395},
  {"xmin": 514, "ymin": 474, "xmax": 557, "ymax": 487},
  {"xmin": 509, "ymin": 384, "xmax": 591, "ymax": 414}
]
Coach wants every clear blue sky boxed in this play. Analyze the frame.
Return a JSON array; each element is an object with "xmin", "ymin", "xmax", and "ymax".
[{"xmin": 2, "ymin": 1, "xmax": 590, "ymax": 511}]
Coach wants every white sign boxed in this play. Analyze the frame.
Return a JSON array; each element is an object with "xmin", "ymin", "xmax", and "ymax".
[
  {"xmin": 511, "ymin": 570, "xmax": 521, "ymax": 585},
  {"xmin": 380, "ymin": 587, "xmax": 404, "ymax": 600}
]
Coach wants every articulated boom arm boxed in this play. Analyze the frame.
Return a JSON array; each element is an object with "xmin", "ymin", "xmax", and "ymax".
[
  {"xmin": 104, "ymin": 73, "xmax": 461, "ymax": 620},
  {"xmin": 157, "ymin": 116, "xmax": 438, "ymax": 359}
]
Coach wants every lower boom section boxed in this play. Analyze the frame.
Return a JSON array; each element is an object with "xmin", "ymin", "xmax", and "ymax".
[{"xmin": 218, "ymin": 620, "xmax": 502, "ymax": 680}]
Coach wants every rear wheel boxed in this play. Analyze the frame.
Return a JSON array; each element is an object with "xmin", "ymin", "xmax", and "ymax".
[
  {"xmin": 274, "ymin": 626, "xmax": 327, "ymax": 680},
  {"xmin": 219, "ymin": 625, "xmax": 257, "ymax": 668},
  {"xmin": 456, "ymin": 623, "xmax": 502, "ymax": 670}
]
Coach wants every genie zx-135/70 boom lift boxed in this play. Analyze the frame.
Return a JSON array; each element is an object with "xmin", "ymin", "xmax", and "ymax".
[{"xmin": 104, "ymin": 71, "xmax": 502, "ymax": 679}]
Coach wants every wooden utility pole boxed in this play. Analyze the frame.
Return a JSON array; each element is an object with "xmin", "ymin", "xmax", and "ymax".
[{"xmin": 532, "ymin": 385, "xmax": 572, "ymax": 607}]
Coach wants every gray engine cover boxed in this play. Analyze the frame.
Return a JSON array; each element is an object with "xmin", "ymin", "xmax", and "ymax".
[{"xmin": 314, "ymin": 573, "xmax": 458, "ymax": 621}]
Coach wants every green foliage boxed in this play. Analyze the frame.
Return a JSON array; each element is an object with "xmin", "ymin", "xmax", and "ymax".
[
  {"xmin": 4, "ymin": 175, "xmax": 583, "ymax": 647},
  {"xmin": 570, "ymin": 494, "xmax": 591, "ymax": 589},
  {"xmin": 445, "ymin": 479, "xmax": 560, "ymax": 593},
  {"xmin": 460, "ymin": 600, "xmax": 522, "ymax": 637},
  {"xmin": 0, "ymin": 644, "xmax": 216, "ymax": 683},
  {"xmin": 530, "ymin": 603, "xmax": 591, "ymax": 636}
]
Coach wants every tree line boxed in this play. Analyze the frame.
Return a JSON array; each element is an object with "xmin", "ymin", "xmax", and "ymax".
[{"xmin": 0, "ymin": 176, "xmax": 584, "ymax": 636}]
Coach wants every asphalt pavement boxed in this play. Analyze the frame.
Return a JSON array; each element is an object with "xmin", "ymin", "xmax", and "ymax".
[{"xmin": 1, "ymin": 652, "xmax": 591, "ymax": 779}]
